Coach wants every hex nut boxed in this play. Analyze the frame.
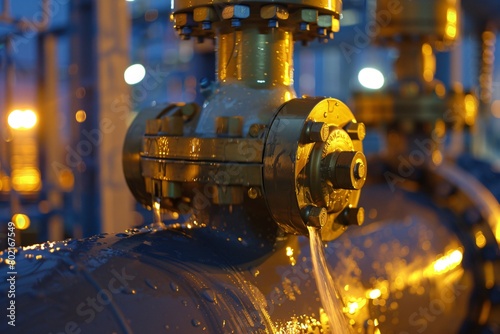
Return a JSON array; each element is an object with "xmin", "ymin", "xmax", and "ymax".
[
  {"xmin": 260, "ymin": 5, "xmax": 289, "ymax": 20},
  {"xmin": 338, "ymin": 207, "xmax": 365, "ymax": 226},
  {"xmin": 193, "ymin": 7, "xmax": 216, "ymax": 22},
  {"xmin": 346, "ymin": 122, "xmax": 366, "ymax": 141},
  {"xmin": 302, "ymin": 205, "xmax": 328, "ymax": 228},
  {"xmin": 304, "ymin": 121, "xmax": 329, "ymax": 143},
  {"xmin": 222, "ymin": 5, "xmax": 250, "ymax": 20},
  {"xmin": 295, "ymin": 8, "xmax": 318, "ymax": 23}
]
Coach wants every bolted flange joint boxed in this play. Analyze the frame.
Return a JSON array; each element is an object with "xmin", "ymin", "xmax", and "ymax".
[{"xmin": 322, "ymin": 151, "xmax": 367, "ymax": 190}]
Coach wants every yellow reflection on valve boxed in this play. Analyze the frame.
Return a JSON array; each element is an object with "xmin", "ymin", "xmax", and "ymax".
[
  {"xmin": 366, "ymin": 288, "xmax": 382, "ymax": 300},
  {"xmin": 427, "ymin": 249, "xmax": 463, "ymax": 276}
]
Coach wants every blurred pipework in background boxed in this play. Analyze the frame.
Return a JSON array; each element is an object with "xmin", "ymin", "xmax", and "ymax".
[
  {"xmin": 1, "ymin": 0, "xmax": 500, "ymax": 246},
  {"xmin": 1, "ymin": 0, "xmax": 500, "ymax": 333}
]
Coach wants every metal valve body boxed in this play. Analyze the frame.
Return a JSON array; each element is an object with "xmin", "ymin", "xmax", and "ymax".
[{"xmin": 123, "ymin": 0, "xmax": 367, "ymax": 244}]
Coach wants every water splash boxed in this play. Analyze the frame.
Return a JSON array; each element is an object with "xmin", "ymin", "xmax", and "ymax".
[
  {"xmin": 150, "ymin": 196, "xmax": 167, "ymax": 231},
  {"xmin": 308, "ymin": 226, "xmax": 351, "ymax": 334}
]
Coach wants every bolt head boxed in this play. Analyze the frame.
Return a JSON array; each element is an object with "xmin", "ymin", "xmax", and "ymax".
[
  {"xmin": 318, "ymin": 15, "xmax": 336, "ymax": 28},
  {"xmin": 247, "ymin": 187, "xmax": 259, "ymax": 199},
  {"xmin": 323, "ymin": 151, "xmax": 367, "ymax": 190},
  {"xmin": 297, "ymin": 8, "xmax": 318, "ymax": 23},
  {"xmin": 305, "ymin": 121, "xmax": 329, "ymax": 143},
  {"xmin": 302, "ymin": 205, "xmax": 328, "ymax": 228},
  {"xmin": 338, "ymin": 207, "xmax": 364, "ymax": 226},
  {"xmin": 346, "ymin": 122, "xmax": 366, "ymax": 141},
  {"xmin": 222, "ymin": 5, "xmax": 250, "ymax": 20},
  {"xmin": 260, "ymin": 5, "xmax": 289, "ymax": 20},
  {"xmin": 249, "ymin": 124, "xmax": 263, "ymax": 138},
  {"xmin": 173, "ymin": 13, "xmax": 188, "ymax": 27},
  {"xmin": 193, "ymin": 7, "xmax": 216, "ymax": 22},
  {"xmin": 354, "ymin": 161, "xmax": 366, "ymax": 180}
]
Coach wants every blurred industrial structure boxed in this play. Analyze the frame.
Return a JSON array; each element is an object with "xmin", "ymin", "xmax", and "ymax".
[
  {"xmin": 1, "ymin": 0, "xmax": 499, "ymax": 246},
  {"xmin": 0, "ymin": 0, "xmax": 500, "ymax": 332}
]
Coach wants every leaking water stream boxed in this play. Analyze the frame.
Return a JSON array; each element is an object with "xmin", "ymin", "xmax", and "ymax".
[
  {"xmin": 150, "ymin": 193, "xmax": 350, "ymax": 333},
  {"xmin": 150, "ymin": 197, "xmax": 167, "ymax": 231},
  {"xmin": 308, "ymin": 226, "xmax": 351, "ymax": 334}
]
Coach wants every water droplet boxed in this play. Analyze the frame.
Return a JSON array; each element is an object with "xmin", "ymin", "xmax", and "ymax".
[
  {"xmin": 122, "ymin": 287, "xmax": 136, "ymax": 295},
  {"xmin": 201, "ymin": 288, "xmax": 216, "ymax": 303},
  {"xmin": 191, "ymin": 319, "xmax": 201, "ymax": 327},
  {"xmin": 145, "ymin": 279, "xmax": 158, "ymax": 290},
  {"xmin": 182, "ymin": 300, "xmax": 188, "ymax": 307},
  {"xmin": 170, "ymin": 282, "xmax": 179, "ymax": 292},
  {"xmin": 165, "ymin": 325, "xmax": 170, "ymax": 330}
]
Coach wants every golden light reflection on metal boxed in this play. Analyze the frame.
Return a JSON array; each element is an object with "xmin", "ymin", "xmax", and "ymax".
[
  {"xmin": 496, "ymin": 224, "xmax": 500, "ymax": 245},
  {"xmin": 427, "ymin": 249, "xmax": 463, "ymax": 276},
  {"xmin": 366, "ymin": 288, "xmax": 382, "ymax": 299},
  {"xmin": 12, "ymin": 214, "xmax": 31, "ymax": 230},
  {"xmin": 319, "ymin": 308, "xmax": 328, "ymax": 328},
  {"xmin": 286, "ymin": 246, "xmax": 296, "ymax": 266},
  {"xmin": 275, "ymin": 314, "xmax": 325, "ymax": 333},
  {"xmin": 75, "ymin": 110, "xmax": 87, "ymax": 123},
  {"xmin": 447, "ymin": 8, "xmax": 457, "ymax": 24},
  {"xmin": 7, "ymin": 109, "xmax": 38, "ymax": 130},
  {"xmin": 345, "ymin": 301, "xmax": 361, "ymax": 315}
]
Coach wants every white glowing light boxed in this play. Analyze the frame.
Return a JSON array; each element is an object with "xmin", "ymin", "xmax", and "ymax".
[
  {"xmin": 358, "ymin": 67, "xmax": 385, "ymax": 90},
  {"xmin": 8, "ymin": 109, "xmax": 38, "ymax": 129},
  {"xmin": 124, "ymin": 64, "xmax": 146, "ymax": 85}
]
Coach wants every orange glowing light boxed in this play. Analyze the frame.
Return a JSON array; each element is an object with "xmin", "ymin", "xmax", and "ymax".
[
  {"xmin": 12, "ymin": 214, "xmax": 31, "ymax": 230},
  {"xmin": 7, "ymin": 109, "xmax": 38, "ymax": 130},
  {"xmin": 367, "ymin": 288, "xmax": 382, "ymax": 299},
  {"xmin": 75, "ymin": 110, "xmax": 87, "ymax": 123},
  {"xmin": 12, "ymin": 167, "xmax": 41, "ymax": 193}
]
